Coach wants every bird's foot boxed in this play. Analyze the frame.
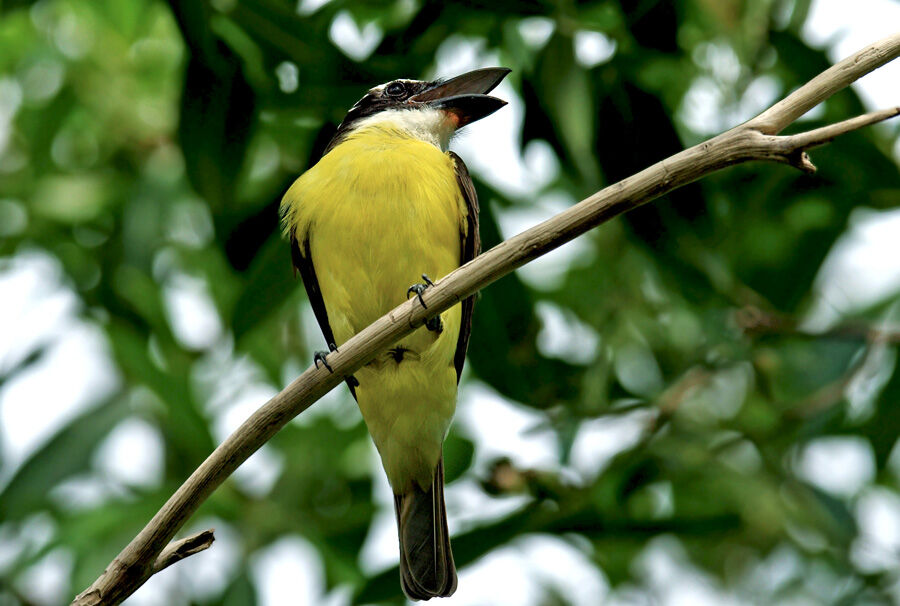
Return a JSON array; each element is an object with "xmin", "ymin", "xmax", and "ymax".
[
  {"xmin": 406, "ymin": 274, "xmax": 435, "ymax": 309},
  {"xmin": 406, "ymin": 274, "xmax": 443, "ymax": 333},
  {"xmin": 313, "ymin": 342, "xmax": 337, "ymax": 373},
  {"xmin": 313, "ymin": 343, "xmax": 360, "ymax": 386},
  {"xmin": 425, "ymin": 316, "xmax": 443, "ymax": 333}
]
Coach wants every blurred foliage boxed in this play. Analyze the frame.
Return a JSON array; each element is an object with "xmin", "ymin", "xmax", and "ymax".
[{"xmin": 1, "ymin": 0, "xmax": 899, "ymax": 604}]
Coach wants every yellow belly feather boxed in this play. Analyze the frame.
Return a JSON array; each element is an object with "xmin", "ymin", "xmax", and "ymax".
[{"xmin": 282, "ymin": 124, "xmax": 467, "ymax": 492}]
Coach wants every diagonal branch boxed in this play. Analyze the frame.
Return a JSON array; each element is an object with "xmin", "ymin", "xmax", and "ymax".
[{"xmin": 72, "ymin": 32, "xmax": 900, "ymax": 606}]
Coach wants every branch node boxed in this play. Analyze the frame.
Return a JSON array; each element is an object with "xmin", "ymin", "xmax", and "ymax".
[{"xmin": 790, "ymin": 150, "xmax": 817, "ymax": 174}]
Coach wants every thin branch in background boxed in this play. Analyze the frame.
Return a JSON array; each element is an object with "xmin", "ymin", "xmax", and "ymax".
[
  {"xmin": 735, "ymin": 306, "xmax": 900, "ymax": 344},
  {"xmin": 656, "ymin": 366, "xmax": 712, "ymax": 417},
  {"xmin": 72, "ymin": 33, "xmax": 900, "ymax": 606}
]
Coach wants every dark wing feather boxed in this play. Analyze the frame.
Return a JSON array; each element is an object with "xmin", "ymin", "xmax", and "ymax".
[
  {"xmin": 290, "ymin": 233, "xmax": 357, "ymax": 399},
  {"xmin": 449, "ymin": 152, "xmax": 480, "ymax": 383}
]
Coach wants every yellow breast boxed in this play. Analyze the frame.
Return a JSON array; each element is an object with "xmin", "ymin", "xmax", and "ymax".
[{"xmin": 282, "ymin": 124, "xmax": 466, "ymax": 344}]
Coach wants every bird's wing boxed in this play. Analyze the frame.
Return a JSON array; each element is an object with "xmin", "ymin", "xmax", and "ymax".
[
  {"xmin": 449, "ymin": 151, "xmax": 481, "ymax": 383},
  {"xmin": 290, "ymin": 233, "xmax": 357, "ymax": 399}
]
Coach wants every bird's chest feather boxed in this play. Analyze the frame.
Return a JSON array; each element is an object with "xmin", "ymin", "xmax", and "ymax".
[{"xmin": 290, "ymin": 132, "xmax": 465, "ymax": 343}]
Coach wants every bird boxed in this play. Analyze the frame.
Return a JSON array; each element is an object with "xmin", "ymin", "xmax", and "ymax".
[{"xmin": 280, "ymin": 67, "xmax": 509, "ymax": 599}]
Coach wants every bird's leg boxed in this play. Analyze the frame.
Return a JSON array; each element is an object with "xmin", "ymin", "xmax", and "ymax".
[
  {"xmin": 406, "ymin": 274, "xmax": 443, "ymax": 333},
  {"xmin": 313, "ymin": 342, "xmax": 360, "ymax": 387}
]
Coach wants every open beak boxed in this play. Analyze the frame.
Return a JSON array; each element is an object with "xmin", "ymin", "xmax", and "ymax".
[{"xmin": 409, "ymin": 67, "xmax": 510, "ymax": 127}]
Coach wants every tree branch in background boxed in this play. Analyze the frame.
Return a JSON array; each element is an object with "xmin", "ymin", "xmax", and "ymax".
[
  {"xmin": 72, "ymin": 33, "xmax": 900, "ymax": 605},
  {"xmin": 736, "ymin": 306, "xmax": 900, "ymax": 344}
]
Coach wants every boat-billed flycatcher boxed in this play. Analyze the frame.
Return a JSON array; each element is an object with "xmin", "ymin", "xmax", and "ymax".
[{"xmin": 280, "ymin": 67, "xmax": 509, "ymax": 599}]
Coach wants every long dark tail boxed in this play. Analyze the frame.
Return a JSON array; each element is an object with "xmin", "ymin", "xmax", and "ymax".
[{"xmin": 393, "ymin": 457, "xmax": 457, "ymax": 600}]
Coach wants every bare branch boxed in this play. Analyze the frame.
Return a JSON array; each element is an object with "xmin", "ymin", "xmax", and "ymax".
[
  {"xmin": 784, "ymin": 106, "xmax": 900, "ymax": 160},
  {"xmin": 72, "ymin": 33, "xmax": 900, "ymax": 605},
  {"xmin": 752, "ymin": 32, "xmax": 900, "ymax": 133}
]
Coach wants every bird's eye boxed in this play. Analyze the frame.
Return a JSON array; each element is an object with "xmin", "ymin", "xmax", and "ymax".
[{"xmin": 385, "ymin": 81, "xmax": 407, "ymax": 98}]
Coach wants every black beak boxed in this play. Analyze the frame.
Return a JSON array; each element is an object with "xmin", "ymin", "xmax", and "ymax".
[{"xmin": 409, "ymin": 67, "xmax": 510, "ymax": 127}]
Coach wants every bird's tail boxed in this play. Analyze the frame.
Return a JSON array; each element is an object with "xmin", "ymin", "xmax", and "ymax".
[{"xmin": 394, "ymin": 456, "xmax": 457, "ymax": 600}]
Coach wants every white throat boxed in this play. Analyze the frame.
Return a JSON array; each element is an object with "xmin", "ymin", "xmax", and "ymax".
[{"xmin": 351, "ymin": 108, "xmax": 457, "ymax": 151}]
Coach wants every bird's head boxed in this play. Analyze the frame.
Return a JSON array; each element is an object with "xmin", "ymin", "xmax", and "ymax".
[{"xmin": 327, "ymin": 67, "xmax": 510, "ymax": 152}]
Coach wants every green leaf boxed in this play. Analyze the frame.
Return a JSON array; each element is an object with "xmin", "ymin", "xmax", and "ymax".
[
  {"xmin": 169, "ymin": 0, "xmax": 257, "ymax": 211},
  {"xmin": 220, "ymin": 570, "xmax": 258, "ymax": 606},
  {"xmin": 232, "ymin": 231, "xmax": 295, "ymax": 340},
  {"xmin": 858, "ymin": 347, "xmax": 900, "ymax": 468},
  {"xmin": 177, "ymin": 51, "xmax": 256, "ymax": 211},
  {"xmin": 442, "ymin": 429, "xmax": 475, "ymax": 484},
  {"xmin": 0, "ymin": 396, "xmax": 126, "ymax": 521},
  {"xmin": 0, "ymin": 0, "xmax": 36, "ymax": 15}
]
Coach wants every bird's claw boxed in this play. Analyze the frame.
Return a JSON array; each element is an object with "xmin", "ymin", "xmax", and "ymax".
[
  {"xmin": 406, "ymin": 274, "xmax": 436, "ymax": 309},
  {"xmin": 314, "ymin": 343, "xmax": 360, "ymax": 386},
  {"xmin": 406, "ymin": 284, "xmax": 427, "ymax": 308},
  {"xmin": 313, "ymin": 350, "xmax": 333, "ymax": 373},
  {"xmin": 406, "ymin": 274, "xmax": 443, "ymax": 333},
  {"xmin": 313, "ymin": 343, "xmax": 337, "ymax": 373}
]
